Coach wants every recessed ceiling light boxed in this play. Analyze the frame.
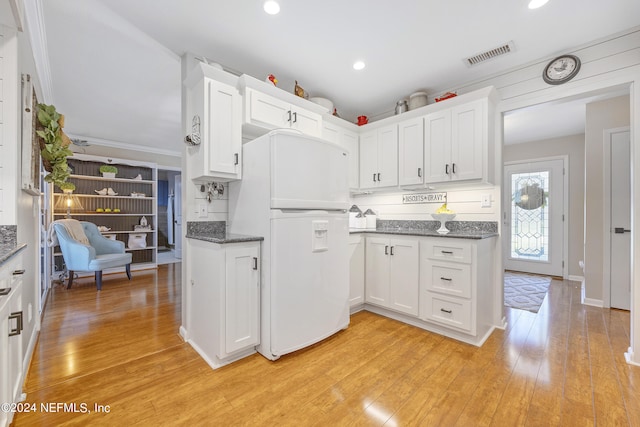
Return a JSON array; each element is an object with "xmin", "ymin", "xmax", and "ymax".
[
  {"xmin": 528, "ymin": 0, "xmax": 549, "ymax": 9},
  {"xmin": 264, "ymin": 1, "xmax": 280, "ymax": 15},
  {"xmin": 353, "ymin": 61, "xmax": 366, "ymax": 71}
]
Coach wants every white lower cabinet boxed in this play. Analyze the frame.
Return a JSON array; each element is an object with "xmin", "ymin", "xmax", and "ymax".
[
  {"xmin": 0, "ymin": 253, "xmax": 25, "ymax": 427},
  {"xmin": 359, "ymin": 234, "xmax": 497, "ymax": 346},
  {"xmin": 348, "ymin": 234, "xmax": 365, "ymax": 308},
  {"xmin": 419, "ymin": 237, "xmax": 495, "ymax": 339},
  {"xmin": 187, "ymin": 239, "xmax": 260, "ymax": 368},
  {"xmin": 365, "ymin": 236, "xmax": 419, "ymax": 316}
]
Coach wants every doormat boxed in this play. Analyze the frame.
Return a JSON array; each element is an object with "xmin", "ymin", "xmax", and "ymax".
[{"xmin": 504, "ymin": 272, "xmax": 551, "ymax": 313}]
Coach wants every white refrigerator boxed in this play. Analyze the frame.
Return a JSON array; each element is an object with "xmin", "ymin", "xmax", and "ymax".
[{"xmin": 229, "ymin": 129, "xmax": 350, "ymax": 360}]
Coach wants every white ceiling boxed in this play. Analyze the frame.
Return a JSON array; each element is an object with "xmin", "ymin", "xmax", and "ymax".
[{"xmin": 39, "ymin": 0, "xmax": 640, "ymax": 154}]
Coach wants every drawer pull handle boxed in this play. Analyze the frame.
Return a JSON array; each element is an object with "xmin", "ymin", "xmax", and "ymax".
[
  {"xmin": 252, "ymin": 257, "xmax": 258, "ymax": 270},
  {"xmin": 441, "ymin": 250, "xmax": 454, "ymax": 255},
  {"xmin": 440, "ymin": 308, "xmax": 452, "ymax": 314},
  {"xmin": 9, "ymin": 311, "xmax": 23, "ymax": 336},
  {"xmin": 440, "ymin": 277, "xmax": 452, "ymax": 281},
  {"xmin": 390, "ymin": 246, "xmax": 394, "ymax": 256},
  {"xmin": 12, "ymin": 269, "xmax": 25, "ymax": 275},
  {"xmin": 384, "ymin": 245, "xmax": 389, "ymax": 255}
]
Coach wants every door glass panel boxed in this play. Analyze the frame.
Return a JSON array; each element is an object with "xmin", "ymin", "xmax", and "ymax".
[{"xmin": 510, "ymin": 171, "xmax": 549, "ymax": 262}]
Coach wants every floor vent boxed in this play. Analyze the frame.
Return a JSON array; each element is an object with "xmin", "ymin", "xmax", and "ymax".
[{"xmin": 464, "ymin": 41, "xmax": 515, "ymax": 67}]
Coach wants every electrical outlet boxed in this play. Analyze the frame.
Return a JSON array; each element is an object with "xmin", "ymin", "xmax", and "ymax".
[
  {"xmin": 198, "ymin": 203, "xmax": 208, "ymax": 218},
  {"xmin": 481, "ymin": 194, "xmax": 491, "ymax": 208}
]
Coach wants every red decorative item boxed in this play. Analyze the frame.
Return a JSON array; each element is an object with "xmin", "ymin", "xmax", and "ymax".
[
  {"xmin": 357, "ymin": 115, "xmax": 368, "ymax": 126},
  {"xmin": 435, "ymin": 92, "xmax": 457, "ymax": 102}
]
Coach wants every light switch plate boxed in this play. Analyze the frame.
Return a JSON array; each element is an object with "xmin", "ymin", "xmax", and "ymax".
[
  {"xmin": 198, "ymin": 203, "xmax": 208, "ymax": 218},
  {"xmin": 481, "ymin": 194, "xmax": 491, "ymax": 208}
]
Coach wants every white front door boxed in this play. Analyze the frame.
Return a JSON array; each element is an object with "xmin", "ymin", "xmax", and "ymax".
[
  {"xmin": 504, "ymin": 159, "xmax": 565, "ymax": 276},
  {"xmin": 609, "ymin": 130, "xmax": 631, "ymax": 310}
]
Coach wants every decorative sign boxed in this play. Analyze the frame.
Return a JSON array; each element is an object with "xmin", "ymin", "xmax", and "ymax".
[{"xmin": 402, "ymin": 192, "xmax": 447, "ymax": 204}]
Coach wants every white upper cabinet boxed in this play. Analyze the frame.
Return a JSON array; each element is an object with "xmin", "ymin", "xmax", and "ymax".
[
  {"xmin": 238, "ymin": 75, "xmax": 327, "ymax": 138},
  {"xmin": 398, "ymin": 117, "xmax": 425, "ymax": 186},
  {"xmin": 424, "ymin": 99, "xmax": 486, "ymax": 184},
  {"xmin": 185, "ymin": 63, "xmax": 242, "ymax": 183},
  {"xmin": 323, "ymin": 119, "xmax": 360, "ymax": 190},
  {"xmin": 359, "ymin": 124, "xmax": 398, "ymax": 189},
  {"xmin": 245, "ymin": 88, "xmax": 323, "ymax": 137}
]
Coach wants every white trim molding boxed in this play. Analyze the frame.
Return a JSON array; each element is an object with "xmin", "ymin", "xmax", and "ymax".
[
  {"xmin": 581, "ymin": 280, "xmax": 604, "ymax": 307},
  {"xmin": 67, "ymin": 133, "xmax": 181, "ymax": 158},
  {"xmin": 23, "ymin": 0, "xmax": 53, "ymax": 103}
]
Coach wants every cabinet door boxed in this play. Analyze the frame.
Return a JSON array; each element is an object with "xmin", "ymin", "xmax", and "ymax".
[
  {"xmin": 424, "ymin": 110, "xmax": 451, "ymax": 183},
  {"xmin": 450, "ymin": 100, "xmax": 484, "ymax": 181},
  {"xmin": 223, "ymin": 244, "xmax": 260, "ymax": 355},
  {"xmin": 365, "ymin": 237, "xmax": 390, "ymax": 307},
  {"xmin": 206, "ymin": 79, "xmax": 242, "ymax": 177},
  {"xmin": 398, "ymin": 117, "xmax": 425, "ymax": 186},
  {"xmin": 389, "ymin": 239, "xmax": 419, "ymax": 316},
  {"xmin": 349, "ymin": 235, "xmax": 365, "ymax": 307},
  {"xmin": 359, "ymin": 130, "xmax": 379, "ymax": 190},
  {"xmin": 322, "ymin": 121, "xmax": 340, "ymax": 144},
  {"xmin": 341, "ymin": 129, "xmax": 359, "ymax": 189},
  {"xmin": 246, "ymin": 89, "xmax": 290, "ymax": 129},
  {"xmin": 7, "ymin": 285, "xmax": 23, "ymax": 408},
  {"xmin": 377, "ymin": 125, "xmax": 398, "ymax": 188},
  {"xmin": 291, "ymin": 108, "xmax": 322, "ymax": 137}
]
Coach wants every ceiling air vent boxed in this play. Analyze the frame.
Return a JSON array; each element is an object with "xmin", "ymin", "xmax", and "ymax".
[{"xmin": 464, "ymin": 41, "xmax": 515, "ymax": 67}]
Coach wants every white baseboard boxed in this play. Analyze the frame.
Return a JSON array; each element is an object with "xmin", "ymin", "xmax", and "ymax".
[
  {"xmin": 625, "ymin": 347, "xmax": 640, "ymax": 366},
  {"xmin": 581, "ymin": 281, "xmax": 604, "ymax": 307},
  {"xmin": 568, "ymin": 275, "xmax": 584, "ymax": 282},
  {"xmin": 179, "ymin": 325, "xmax": 188, "ymax": 341}
]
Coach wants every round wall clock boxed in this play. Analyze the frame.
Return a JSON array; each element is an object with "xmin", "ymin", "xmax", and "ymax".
[{"xmin": 543, "ymin": 54, "xmax": 581, "ymax": 85}]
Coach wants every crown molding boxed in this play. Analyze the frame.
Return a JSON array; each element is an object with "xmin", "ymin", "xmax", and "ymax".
[
  {"xmin": 67, "ymin": 133, "xmax": 181, "ymax": 158},
  {"xmin": 23, "ymin": 0, "xmax": 53, "ymax": 103}
]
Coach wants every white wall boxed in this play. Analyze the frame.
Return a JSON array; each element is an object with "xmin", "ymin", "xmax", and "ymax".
[
  {"xmin": 351, "ymin": 185, "xmax": 500, "ymax": 222},
  {"xmin": 504, "ymin": 134, "xmax": 585, "ymax": 277}
]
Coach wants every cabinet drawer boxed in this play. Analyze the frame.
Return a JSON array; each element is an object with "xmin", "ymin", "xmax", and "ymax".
[
  {"xmin": 422, "ymin": 292, "xmax": 472, "ymax": 333},
  {"xmin": 422, "ymin": 240, "xmax": 471, "ymax": 264},
  {"xmin": 426, "ymin": 261, "xmax": 471, "ymax": 298}
]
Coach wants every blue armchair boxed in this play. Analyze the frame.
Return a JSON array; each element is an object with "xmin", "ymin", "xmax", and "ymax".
[{"xmin": 53, "ymin": 221, "xmax": 132, "ymax": 290}]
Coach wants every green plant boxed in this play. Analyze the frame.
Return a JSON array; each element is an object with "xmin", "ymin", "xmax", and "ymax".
[
  {"xmin": 99, "ymin": 165, "xmax": 118, "ymax": 174},
  {"xmin": 58, "ymin": 182, "xmax": 76, "ymax": 191},
  {"xmin": 36, "ymin": 104, "xmax": 73, "ymax": 190}
]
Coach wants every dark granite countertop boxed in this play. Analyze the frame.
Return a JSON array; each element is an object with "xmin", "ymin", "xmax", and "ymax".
[
  {"xmin": 185, "ymin": 221, "xmax": 263, "ymax": 244},
  {"xmin": 349, "ymin": 228, "xmax": 497, "ymax": 239},
  {"xmin": 349, "ymin": 220, "xmax": 499, "ymax": 240},
  {"xmin": 0, "ymin": 243, "xmax": 27, "ymax": 266}
]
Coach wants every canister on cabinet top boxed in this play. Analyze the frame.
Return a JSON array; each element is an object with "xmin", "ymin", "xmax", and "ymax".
[{"xmin": 395, "ymin": 100, "xmax": 408, "ymax": 115}]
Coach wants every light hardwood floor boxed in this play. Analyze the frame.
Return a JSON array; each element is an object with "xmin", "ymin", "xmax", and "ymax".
[{"xmin": 14, "ymin": 265, "xmax": 640, "ymax": 426}]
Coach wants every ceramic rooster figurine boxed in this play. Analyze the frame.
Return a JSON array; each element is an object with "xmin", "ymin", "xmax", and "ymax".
[{"xmin": 265, "ymin": 74, "xmax": 278, "ymax": 86}]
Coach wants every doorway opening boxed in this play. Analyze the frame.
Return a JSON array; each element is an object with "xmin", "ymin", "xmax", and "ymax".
[{"xmin": 157, "ymin": 168, "xmax": 182, "ymax": 265}]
